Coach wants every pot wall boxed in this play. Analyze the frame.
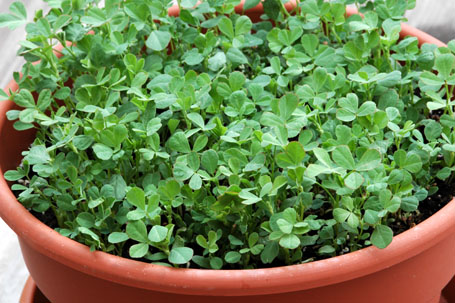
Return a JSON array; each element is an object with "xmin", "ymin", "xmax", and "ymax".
[
  {"xmin": 18, "ymin": 230, "xmax": 455, "ymax": 303},
  {"xmin": 20, "ymin": 277, "xmax": 49, "ymax": 303}
]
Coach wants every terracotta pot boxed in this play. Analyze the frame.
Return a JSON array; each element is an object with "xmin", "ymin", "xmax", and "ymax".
[
  {"xmin": 20, "ymin": 277, "xmax": 50, "ymax": 303},
  {"xmin": 19, "ymin": 276, "xmax": 455, "ymax": 303},
  {"xmin": 14, "ymin": 258, "xmax": 455, "ymax": 303},
  {"xmin": 1, "ymin": 3, "xmax": 455, "ymax": 303},
  {"xmin": 12, "ymin": 211, "xmax": 455, "ymax": 303}
]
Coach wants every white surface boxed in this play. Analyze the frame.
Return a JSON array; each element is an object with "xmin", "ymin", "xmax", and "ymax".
[
  {"xmin": 0, "ymin": 219, "xmax": 28, "ymax": 303},
  {"xmin": 0, "ymin": 1, "xmax": 454, "ymax": 303}
]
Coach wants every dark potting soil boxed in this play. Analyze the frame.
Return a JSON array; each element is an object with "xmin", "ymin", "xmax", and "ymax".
[
  {"xmin": 30, "ymin": 209, "xmax": 59, "ymax": 229},
  {"xmin": 389, "ymin": 179, "xmax": 454, "ymax": 235},
  {"xmin": 26, "ymin": 178, "xmax": 454, "ymax": 268}
]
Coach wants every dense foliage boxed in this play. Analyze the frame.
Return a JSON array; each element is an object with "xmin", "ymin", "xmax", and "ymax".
[{"xmin": 2, "ymin": 0, "xmax": 455, "ymax": 269}]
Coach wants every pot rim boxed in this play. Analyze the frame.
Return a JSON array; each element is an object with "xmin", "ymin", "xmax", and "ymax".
[
  {"xmin": 20, "ymin": 277, "xmax": 38, "ymax": 303},
  {"xmin": 0, "ymin": 4, "xmax": 453, "ymax": 297}
]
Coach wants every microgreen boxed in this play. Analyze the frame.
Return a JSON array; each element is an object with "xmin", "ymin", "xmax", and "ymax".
[{"xmin": 1, "ymin": 0, "xmax": 454, "ymax": 269}]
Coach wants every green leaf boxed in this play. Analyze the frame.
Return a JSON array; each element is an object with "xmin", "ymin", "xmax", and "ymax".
[
  {"xmin": 168, "ymin": 132, "xmax": 191, "ymax": 153},
  {"xmin": 78, "ymin": 227, "xmax": 100, "ymax": 245},
  {"xmin": 384, "ymin": 196, "xmax": 401, "ymax": 213},
  {"xmin": 260, "ymin": 241, "xmax": 279, "ymax": 264},
  {"xmin": 76, "ymin": 212, "xmax": 95, "ymax": 228},
  {"xmin": 131, "ymin": 72, "xmax": 148, "ymax": 88},
  {"xmin": 435, "ymin": 53, "xmax": 455, "ymax": 80},
  {"xmin": 344, "ymin": 172, "xmax": 364, "ymax": 190},
  {"xmin": 126, "ymin": 187, "xmax": 146, "ymax": 210},
  {"xmin": 218, "ymin": 17, "xmax": 234, "ymax": 40},
  {"xmin": 208, "ymin": 52, "xmax": 226, "ymax": 71},
  {"xmin": 279, "ymin": 234, "xmax": 300, "ymax": 249},
  {"xmin": 148, "ymin": 225, "xmax": 168, "ymax": 242},
  {"xmin": 301, "ymin": 34, "xmax": 319, "ymax": 56},
  {"xmin": 263, "ymin": 0, "xmax": 280, "ymax": 20},
  {"xmin": 332, "ymin": 145, "xmax": 355, "ymax": 170},
  {"xmin": 364, "ymin": 209, "xmax": 380, "ymax": 225},
  {"xmin": 401, "ymin": 196, "xmax": 419, "ymax": 212},
  {"xmin": 312, "ymin": 148, "xmax": 332, "ymax": 167},
  {"xmin": 349, "ymin": 21, "xmax": 370, "ymax": 32},
  {"xmin": 248, "ymin": 233, "xmax": 259, "ymax": 247},
  {"xmin": 229, "ymin": 71, "xmax": 246, "ymax": 91},
  {"xmin": 225, "ymin": 251, "xmax": 242, "ymax": 263},
  {"xmin": 374, "ymin": 111, "xmax": 388, "ymax": 129},
  {"xmin": 193, "ymin": 135, "xmax": 208, "ymax": 152},
  {"xmin": 80, "ymin": 8, "xmax": 107, "ymax": 27},
  {"xmin": 371, "ymin": 225, "xmax": 393, "ymax": 249},
  {"xmin": 129, "ymin": 243, "xmax": 149, "ymax": 258},
  {"xmin": 424, "ymin": 120, "xmax": 442, "ymax": 141},
  {"xmin": 318, "ymin": 245, "xmax": 335, "ymax": 254},
  {"xmin": 53, "ymin": 15, "xmax": 71, "ymax": 30},
  {"xmin": 235, "ymin": 15, "xmax": 252, "ymax": 36},
  {"xmin": 173, "ymin": 163, "xmax": 194, "ymax": 181},
  {"xmin": 356, "ymin": 149, "xmax": 381, "ymax": 171},
  {"xmin": 201, "ymin": 149, "xmax": 218, "ymax": 175},
  {"xmin": 339, "ymin": 93, "xmax": 358, "ymax": 112},
  {"xmin": 189, "ymin": 174, "xmax": 202, "ymax": 190},
  {"xmin": 169, "ymin": 247, "xmax": 194, "ymax": 264},
  {"xmin": 315, "ymin": 47, "xmax": 336, "ymax": 67},
  {"xmin": 93, "ymin": 143, "xmax": 113, "ymax": 160},
  {"xmin": 4, "ymin": 170, "xmax": 25, "ymax": 181},
  {"xmin": 181, "ymin": 0, "xmax": 198, "ymax": 9},
  {"xmin": 260, "ymin": 112, "xmax": 283, "ymax": 128},
  {"xmin": 279, "ymin": 94, "xmax": 299, "ymax": 121},
  {"xmin": 25, "ymin": 145, "xmax": 50, "ymax": 165},
  {"xmin": 394, "ymin": 150, "xmax": 407, "ymax": 167},
  {"xmin": 37, "ymin": 17, "xmax": 52, "ymax": 37},
  {"xmin": 210, "ymin": 257, "xmax": 223, "ymax": 269},
  {"xmin": 183, "ymin": 49, "xmax": 204, "ymax": 66},
  {"xmin": 187, "ymin": 112, "xmax": 205, "ymax": 129},
  {"xmin": 388, "ymin": 169, "xmax": 403, "ymax": 184},
  {"xmin": 239, "ymin": 190, "xmax": 261, "ymax": 205},
  {"xmin": 404, "ymin": 154, "xmax": 422, "ymax": 173},
  {"xmin": 147, "ymin": 118, "xmax": 162, "ymax": 136},
  {"xmin": 333, "ymin": 208, "xmax": 350, "ymax": 223},
  {"xmin": 73, "ymin": 135, "xmax": 94, "ymax": 150},
  {"xmin": 126, "ymin": 220, "xmax": 148, "ymax": 243},
  {"xmin": 357, "ymin": 101, "xmax": 376, "ymax": 116},
  {"xmin": 36, "ymin": 89, "xmax": 52, "ymax": 111},
  {"xmin": 420, "ymin": 71, "xmax": 444, "ymax": 86},
  {"xmin": 0, "ymin": 2, "xmax": 27, "ymax": 29},
  {"xmin": 111, "ymin": 175, "xmax": 127, "ymax": 200},
  {"xmin": 146, "ymin": 30, "xmax": 171, "ymax": 51},
  {"xmin": 279, "ymin": 141, "xmax": 305, "ymax": 167},
  {"xmin": 196, "ymin": 234, "xmax": 208, "ymax": 249},
  {"xmin": 227, "ymin": 47, "xmax": 248, "ymax": 65},
  {"xmin": 161, "ymin": 180, "xmax": 180, "ymax": 201},
  {"xmin": 14, "ymin": 89, "xmax": 35, "ymax": 108},
  {"xmin": 276, "ymin": 218, "xmax": 293, "ymax": 234},
  {"xmin": 108, "ymin": 232, "xmax": 129, "ymax": 244},
  {"xmin": 187, "ymin": 153, "xmax": 200, "ymax": 172},
  {"xmin": 336, "ymin": 109, "xmax": 356, "ymax": 122},
  {"xmin": 437, "ymin": 167, "xmax": 452, "ymax": 180},
  {"xmin": 306, "ymin": 164, "xmax": 332, "ymax": 178},
  {"xmin": 382, "ymin": 19, "xmax": 401, "ymax": 41},
  {"xmin": 244, "ymin": 0, "xmax": 261, "ymax": 10}
]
